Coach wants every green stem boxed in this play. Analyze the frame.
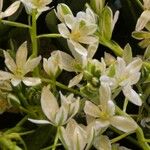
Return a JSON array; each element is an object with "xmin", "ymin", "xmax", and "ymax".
[
  {"xmin": 0, "ymin": 20, "xmax": 31, "ymax": 29},
  {"xmin": 52, "ymin": 127, "xmax": 60, "ymax": 150},
  {"xmin": 37, "ymin": 34, "xmax": 62, "ymax": 39},
  {"xmin": 135, "ymin": 0, "xmax": 143, "ymax": 9},
  {"xmin": 30, "ymin": 10, "xmax": 38, "ymax": 58},
  {"xmin": 42, "ymin": 78, "xmax": 84, "ymax": 96},
  {"xmin": 111, "ymin": 131, "xmax": 133, "ymax": 144}
]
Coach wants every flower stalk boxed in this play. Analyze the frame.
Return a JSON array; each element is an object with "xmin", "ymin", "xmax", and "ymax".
[{"xmin": 52, "ymin": 127, "xmax": 60, "ymax": 150}]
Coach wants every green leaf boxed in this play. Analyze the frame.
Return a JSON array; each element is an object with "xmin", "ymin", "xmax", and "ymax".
[
  {"xmin": 132, "ymin": 31, "xmax": 150, "ymax": 40},
  {"xmin": 144, "ymin": 45, "xmax": 150, "ymax": 59}
]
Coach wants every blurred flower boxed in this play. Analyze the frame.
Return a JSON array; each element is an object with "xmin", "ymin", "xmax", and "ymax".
[
  {"xmin": 43, "ymin": 52, "xmax": 61, "ymax": 79},
  {"xmin": 136, "ymin": 0, "xmax": 150, "ymax": 31},
  {"xmin": 84, "ymin": 83, "xmax": 137, "ymax": 132},
  {"xmin": 0, "ymin": 42, "xmax": 41, "ymax": 86},
  {"xmin": 0, "ymin": 0, "xmax": 20, "ymax": 19},
  {"xmin": 20, "ymin": 0, "xmax": 52, "ymax": 17},
  {"xmin": 59, "ymin": 119, "xmax": 94, "ymax": 150},
  {"xmin": 100, "ymin": 57, "xmax": 143, "ymax": 106},
  {"xmin": 29, "ymin": 86, "xmax": 80, "ymax": 126}
]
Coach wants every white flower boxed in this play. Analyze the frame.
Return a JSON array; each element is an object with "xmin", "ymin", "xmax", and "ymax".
[
  {"xmin": 43, "ymin": 52, "xmax": 61, "ymax": 78},
  {"xmin": 58, "ymin": 8, "xmax": 98, "ymax": 57},
  {"xmin": 29, "ymin": 86, "xmax": 80, "ymax": 126},
  {"xmin": 100, "ymin": 57, "xmax": 143, "ymax": 106},
  {"xmin": 84, "ymin": 83, "xmax": 138, "ymax": 132},
  {"xmin": 59, "ymin": 119, "xmax": 95, "ymax": 150},
  {"xmin": 0, "ymin": 0, "xmax": 20, "ymax": 19},
  {"xmin": 136, "ymin": 0, "xmax": 150, "ymax": 31},
  {"xmin": 20, "ymin": 0, "xmax": 52, "ymax": 17},
  {"xmin": 0, "ymin": 42, "xmax": 41, "ymax": 86}
]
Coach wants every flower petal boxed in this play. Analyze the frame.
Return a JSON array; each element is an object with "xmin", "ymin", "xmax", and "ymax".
[
  {"xmin": 11, "ymin": 78, "xmax": 21, "ymax": 86},
  {"xmin": 23, "ymin": 77, "xmax": 41, "ymax": 86},
  {"xmin": 41, "ymin": 86, "xmax": 59, "ymax": 122},
  {"xmin": 136, "ymin": 10, "xmax": 150, "ymax": 31},
  {"xmin": 28, "ymin": 118, "xmax": 50, "ymax": 124},
  {"xmin": 24, "ymin": 56, "xmax": 41, "ymax": 74},
  {"xmin": 4, "ymin": 51, "xmax": 16, "ymax": 73},
  {"xmin": 0, "ymin": 71, "xmax": 13, "ymax": 80},
  {"xmin": 94, "ymin": 135, "xmax": 111, "ymax": 150},
  {"xmin": 110, "ymin": 116, "xmax": 137, "ymax": 132},
  {"xmin": 0, "ymin": 0, "xmax": 3, "ymax": 12},
  {"xmin": 16, "ymin": 41, "xmax": 28, "ymax": 69},
  {"xmin": 78, "ymin": 36, "xmax": 98, "ymax": 44},
  {"xmin": 58, "ymin": 23, "xmax": 70, "ymax": 38},
  {"xmin": 123, "ymin": 85, "xmax": 142, "ymax": 106},
  {"xmin": 3, "ymin": 1, "xmax": 20, "ymax": 18},
  {"xmin": 68, "ymin": 73, "xmax": 83, "ymax": 88},
  {"xmin": 84, "ymin": 101, "xmax": 101, "ymax": 118}
]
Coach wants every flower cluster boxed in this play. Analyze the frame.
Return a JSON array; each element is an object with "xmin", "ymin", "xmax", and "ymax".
[{"xmin": 0, "ymin": 0, "xmax": 149, "ymax": 150}]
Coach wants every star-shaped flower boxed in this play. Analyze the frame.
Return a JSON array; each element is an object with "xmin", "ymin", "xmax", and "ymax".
[{"xmin": 0, "ymin": 42, "xmax": 41, "ymax": 86}]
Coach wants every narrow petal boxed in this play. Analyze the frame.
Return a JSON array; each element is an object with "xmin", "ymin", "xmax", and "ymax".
[
  {"xmin": 4, "ymin": 51, "xmax": 16, "ymax": 73},
  {"xmin": 0, "ymin": 0, "xmax": 3, "ymax": 11},
  {"xmin": 11, "ymin": 78, "xmax": 21, "ymax": 86},
  {"xmin": 136, "ymin": 10, "xmax": 150, "ymax": 31},
  {"xmin": 110, "ymin": 116, "xmax": 137, "ymax": 132},
  {"xmin": 94, "ymin": 135, "xmax": 111, "ymax": 150},
  {"xmin": 64, "ymin": 14, "xmax": 75, "ymax": 29},
  {"xmin": 16, "ymin": 41, "xmax": 28, "ymax": 69},
  {"xmin": 68, "ymin": 73, "xmax": 83, "ymax": 88},
  {"xmin": 123, "ymin": 85, "xmax": 142, "ymax": 106},
  {"xmin": 3, "ymin": 1, "xmax": 20, "ymax": 18},
  {"xmin": 24, "ymin": 56, "xmax": 41, "ymax": 74},
  {"xmin": 23, "ymin": 77, "xmax": 41, "ymax": 86},
  {"xmin": 55, "ymin": 106, "xmax": 68, "ymax": 125},
  {"xmin": 55, "ymin": 50, "xmax": 76, "ymax": 72},
  {"xmin": 106, "ymin": 100, "xmax": 115, "ymax": 117},
  {"xmin": 84, "ymin": 101, "xmax": 101, "ymax": 118},
  {"xmin": 41, "ymin": 86, "xmax": 59, "ymax": 122},
  {"xmin": 28, "ymin": 118, "xmax": 50, "ymax": 124},
  {"xmin": 78, "ymin": 36, "xmax": 98, "ymax": 44},
  {"xmin": 58, "ymin": 23, "xmax": 70, "ymax": 38},
  {"xmin": 59, "ymin": 127, "xmax": 72, "ymax": 150},
  {"xmin": 99, "ymin": 83, "xmax": 111, "ymax": 110},
  {"xmin": 80, "ymin": 24, "xmax": 97, "ymax": 35},
  {"xmin": 0, "ymin": 71, "xmax": 13, "ymax": 80},
  {"xmin": 68, "ymin": 40, "xmax": 87, "ymax": 57}
]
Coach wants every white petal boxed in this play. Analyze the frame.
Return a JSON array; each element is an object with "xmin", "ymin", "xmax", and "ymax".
[
  {"xmin": 0, "ymin": 0, "xmax": 3, "ymax": 11},
  {"xmin": 110, "ymin": 116, "xmax": 138, "ymax": 132},
  {"xmin": 23, "ymin": 77, "xmax": 41, "ymax": 86},
  {"xmin": 78, "ymin": 36, "xmax": 98, "ymax": 44},
  {"xmin": 16, "ymin": 41, "xmax": 28, "ymax": 69},
  {"xmin": 41, "ymin": 86, "xmax": 59, "ymax": 122},
  {"xmin": 80, "ymin": 24, "xmax": 97, "ymax": 36},
  {"xmin": 99, "ymin": 83, "xmax": 111, "ymax": 110},
  {"xmin": 123, "ymin": 85, "xmax": 142, "ymax": 106},
  {"xmin": 106, "ymin": 100, "xmax": 115, "ymax": 116},
  {"xmin": 3, "ymin": 1, "xmax": 20, "ymax": 18},
  {"xmin": 68, "ymin": 73, "xmax": 83, "ymax": 87},
  {"xmin": 11, "ymin": 78, "xmax": 21, "ymax": 86},
  {"xmin": 58, "ymin": 23, "xmax": 70, "ymax": 38},
  {"xmin": 28, "ymin": 118, "xmax": 50, "ymax": 124},
  {"xmin": 0, "ymin": 71, "xmax": 13, "ymax": 80},
  {"xmin": 55, "ymin": 50, "xmax": 76, "ymax": 72},
  {"xmin": 136, "ymin": 10, "xmax": 150, "ymax": 31},
  {"xmin": 64, "ymin": 14, "xmax": 75, "ymax": 29},
  {"xmin": 59, "ymin": 127, "xmax": 72, "ymax": 149},
  {"xmin": 94, "ymin": 135, "xmax": 111, "ymax": 150},
  {"xmin": 68, "ymin": 40, "xmax": 87, "ymax": 57},
  {"xmin": 4, "ymin": 51, "xmax": 16, "ymax": 73},
  {"xmin": 84, "ymin": 101, "xmax": 101, "ymax": 118},
  {"xmin": 55, "ymin": 106, "xmax": 68, "ymax": 125},
  {"xmin": 24, "ymin": 56, "xmax": 41, "ymax": 74}
]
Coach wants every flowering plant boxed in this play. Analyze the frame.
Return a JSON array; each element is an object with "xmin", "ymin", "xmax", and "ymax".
[{"xmin": 0, "ymin": 0, "xmax": 150, "ymax": 150}]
